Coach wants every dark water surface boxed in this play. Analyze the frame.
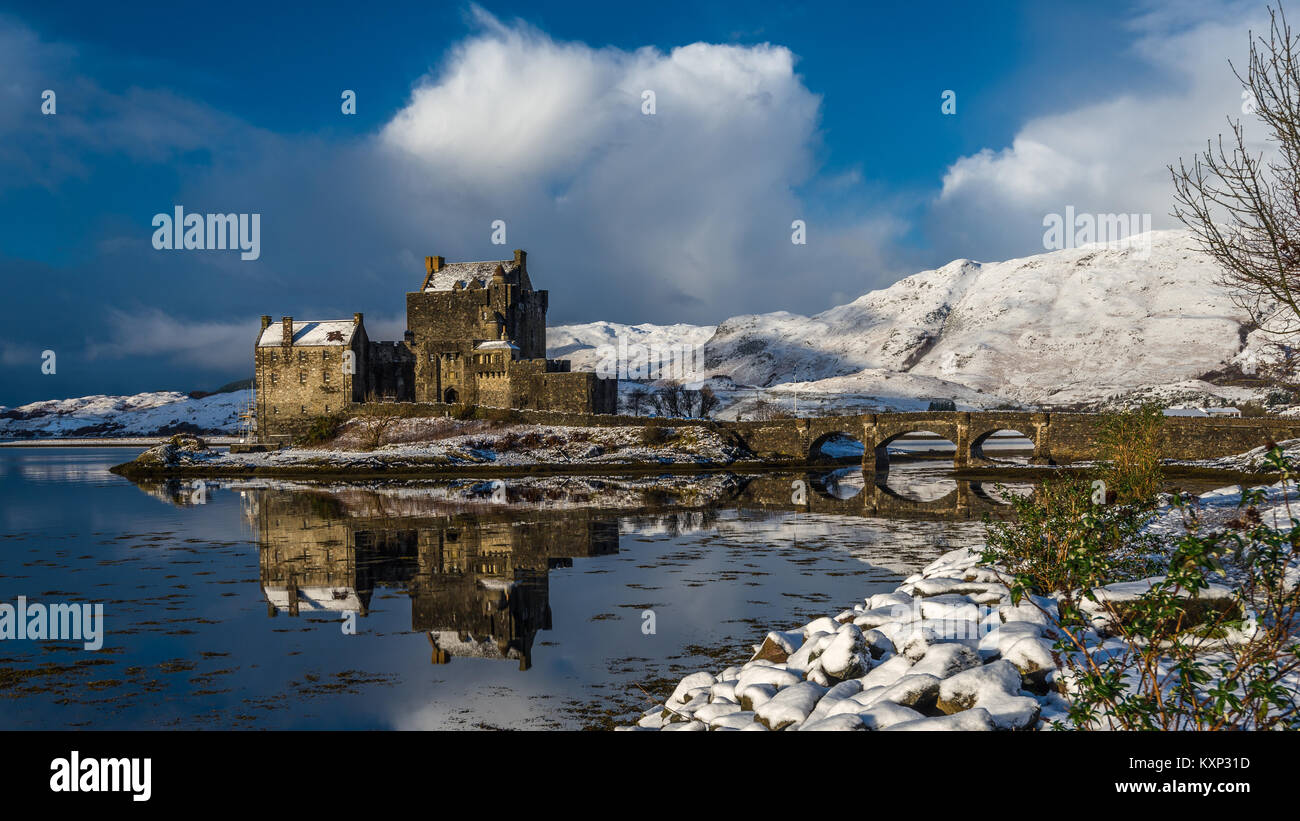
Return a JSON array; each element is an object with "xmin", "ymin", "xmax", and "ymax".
[{"xmin": 0, "ymin": 447, "xmax": 1019, "ymax": 729}]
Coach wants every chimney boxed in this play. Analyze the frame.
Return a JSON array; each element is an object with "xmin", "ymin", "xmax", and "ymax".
[
  {"xmin": 426, "ymin": 255, "xmax": 444, "ymax": 274},
  {"xmin": 513, "ymin": 249, "xmax": 526, "ymax": 271},
  {"xmin": 260, "ymin": 315, "xmax": 272, "ymax": 331},
  {"xmin": 281, "ymin": 316, "xmax": 294, "ymax": 348},
  {"xmin": 353, "ymin": 312, "xmax": 364, "ymax": 326}
]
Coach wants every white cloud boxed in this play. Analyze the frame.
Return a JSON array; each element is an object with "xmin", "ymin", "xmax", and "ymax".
[
  {"xmin": 929, "ymin": 1, "xmax": 1271, "ymax": 262},
  {"xmin": 373, "ymin": 5, "xmax": 901, "ymax": 321}
]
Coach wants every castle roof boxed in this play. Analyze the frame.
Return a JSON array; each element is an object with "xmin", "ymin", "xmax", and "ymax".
[
  {"xmin": 422, "ymin": 260, "xmax": 521, "ymax": 292},
  {"xmin": 475, "ymin": 340, "xmax": 520, "ymax": 351},
  {"xmin": 257, "ymin": 320, "xmax": 358, "ymax": 347}
]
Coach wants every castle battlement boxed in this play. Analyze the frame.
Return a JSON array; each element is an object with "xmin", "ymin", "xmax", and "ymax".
[{"xmin": 254, "ymin": 250, "xmax": 616, "ymax": 442}]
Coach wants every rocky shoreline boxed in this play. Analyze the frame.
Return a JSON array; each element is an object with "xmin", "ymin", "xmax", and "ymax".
[
  {"xmin": 625, "ymin": 478, "xmax": 1275, "ymax": 731},
  {"xmin": 624, "ymin": 545, "xmax": 1065, "ymax": 731}
]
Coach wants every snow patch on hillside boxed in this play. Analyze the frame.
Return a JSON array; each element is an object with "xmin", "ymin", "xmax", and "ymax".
[{"xmin": 0, "ymin": 390, "xmax": 248, "ymax": 439}]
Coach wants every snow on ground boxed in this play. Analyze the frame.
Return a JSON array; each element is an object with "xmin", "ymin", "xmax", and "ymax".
[
  {"xmin": 131, "ymin": 418, "xmax": 749, "ymax": 471},
  {"xmin": 627, "ymin": 473, "xmax": 1300, "ymax": 731},
  {"xmin": 0, "ymin": 390, "xmax": 248, "ymax": 439}
]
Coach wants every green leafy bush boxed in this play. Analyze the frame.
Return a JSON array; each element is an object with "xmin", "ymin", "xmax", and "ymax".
[{"xmin": 983, "ymin": 474, "xmax": 1159, "ymax": 596}]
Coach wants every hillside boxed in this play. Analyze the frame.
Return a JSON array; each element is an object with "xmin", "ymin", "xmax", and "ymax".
[
  {"xmin": 4, "ymin": 230, "xmax": 1283, "ymax": 436},
  {"xmin": 555, "ymin": 230, "xmax": 1273, "ymax": 416}
]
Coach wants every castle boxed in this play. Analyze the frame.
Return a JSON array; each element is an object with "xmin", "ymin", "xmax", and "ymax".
[{"xmin": 254, "ymin": 250, "xmax": 617, "ymax": 443}]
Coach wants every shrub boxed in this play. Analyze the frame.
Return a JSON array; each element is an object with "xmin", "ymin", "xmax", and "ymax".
[
  {"xmin": 1095, "ymin": 405, "xmax": 1164, "ymax": 507},
  {"xmin": 1048, "ymin": 446, "xmax": 1300, "ymax": 730},
  {"xmin": 493, "ymin": 432, "xmax": 521, "ymax": 453},
  {"xmin": 982, "ymin": 474, "xmax": 1159, "ymax": 596},
  {"xmin": 296, "ymin": 414, "xmax": 344, "ymax": 447},
  {"xmin": 640, "ymin": 421, "xmax": 673, "ymax": 446}
]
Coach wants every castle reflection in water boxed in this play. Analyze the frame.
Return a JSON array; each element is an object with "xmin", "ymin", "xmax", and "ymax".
[
  {"xmin": 250, "ymin": 489, "xmax": 620, "ymax": 670},
  {"xmin": 142, "ymin": 466, "xmax": 1032, "ymax": 672}
]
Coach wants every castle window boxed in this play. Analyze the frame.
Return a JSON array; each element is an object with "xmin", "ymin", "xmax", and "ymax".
[
  {"xmin": 297, "ymin": 351, "xmax": 306, "ymax": 363},
  {"xmin": 271, "ymin": 373, "xmax": 278, "ymax": 386},
  {"xmin": 273, "ymin": 406, "xmax": 279, "ymax": 414},
  {"xmin": 299, "ymin": 371, "xmax": 307, "ymax": 384},
  {"xmin": 323, "ymin": 371, "xmax": 330, "ymax": 384},
  {"xmin": 301, "ymin": 405, "xmax": 307, "ymax": 414}
]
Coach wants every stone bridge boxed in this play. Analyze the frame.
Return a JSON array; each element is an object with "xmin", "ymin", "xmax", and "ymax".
[
  {"xmin": 716, "ymin": 411, "xmax": 1300, "ymax": 473},
  {"xmin": 349, "ymin": 402, "xmax": 1300, "ymax": 474}
]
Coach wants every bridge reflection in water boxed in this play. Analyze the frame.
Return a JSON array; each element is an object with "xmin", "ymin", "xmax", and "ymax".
[{"xmin": 236, "ymin": 466, "xmax": 1030, "ymax": 671}]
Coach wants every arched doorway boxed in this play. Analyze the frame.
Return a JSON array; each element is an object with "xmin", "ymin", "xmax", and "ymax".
[{"xmin": 444, "ymin": 388, "xmax": 459, "ymax": 404}]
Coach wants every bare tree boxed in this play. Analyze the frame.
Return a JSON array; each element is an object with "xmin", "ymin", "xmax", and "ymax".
[
  {"xmin": 650, "ymin": 384, "xmax": 718, "ymax": 419},
  {"xmin": 625, "ymin": 387, "xmax": 650, "ymax": 417},
  {"xmin": 683, "ymin": 386, "xmax": 720, "ymax": 419},
  {"xmin": 363, "ymin": 391, "xmax": 401, "ymax": 450},
  {"xmin": 650, "ymin": 384, "xmax": 684, "ymax": 418},
  {"xmin": 1172, "ymin": 5, "xmax": 1300, "ymax": 346}
]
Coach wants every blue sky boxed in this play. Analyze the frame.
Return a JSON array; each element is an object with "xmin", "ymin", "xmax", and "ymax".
[{"xmin": 0, "ymin": 0, "xmax": 1266, "ymax": 404}]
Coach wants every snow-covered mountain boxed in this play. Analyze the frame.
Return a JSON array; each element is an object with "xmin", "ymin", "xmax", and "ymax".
[
  {"xmin": 546, "ymin": 320, "xmax": 716, "ymax": 374},
  {"xmin": 554, "ymin": 230, "xmax": 1271, "ymax": 414},
  {"xmin": 0, "ymin": 390, "xmax": 249, "ymax": 439},
  {"xmin": 5, "ymin": 230, "xmax": 1280, "ymax": 437}
]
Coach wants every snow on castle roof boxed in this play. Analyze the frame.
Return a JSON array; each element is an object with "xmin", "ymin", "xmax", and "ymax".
[
  {"xmin": 257, "ymin": 320, "xmax": 357, "ymax": 348},
  {"xmin": 422, "ymin": 260, "xmax": 521, "ymax": 292}
]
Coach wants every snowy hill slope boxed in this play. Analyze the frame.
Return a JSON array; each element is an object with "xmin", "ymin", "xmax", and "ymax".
[
  {"xmin": 695, "ymin": 230, "xmax": 1259, "ymax": 407},
  {"xmin": 547, "ymin": 321, "xmax": 716, "ymax": 374},
  {"xmin": 0, "ymin": 391, "xmax": 249, "ymax": 438}
]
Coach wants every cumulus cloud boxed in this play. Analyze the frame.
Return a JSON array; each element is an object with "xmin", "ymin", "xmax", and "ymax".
[
  {"xmin": 371, "ymin": 5, "xmax": 903, "ymax": 322},
  {"xmin": 928, "ymin": 0, "xmax": 1270, "ymax": 263}
]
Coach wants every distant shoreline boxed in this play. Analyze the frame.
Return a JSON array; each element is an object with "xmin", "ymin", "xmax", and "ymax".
[{"xmin": 0, "ymin": 436, "xmax": 241, "ymax": 448}]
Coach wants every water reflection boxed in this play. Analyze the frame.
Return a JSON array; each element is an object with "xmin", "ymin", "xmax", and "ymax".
[{"xmin": 252, "ymin": 489, "xmax": 623, "ymax": 670}]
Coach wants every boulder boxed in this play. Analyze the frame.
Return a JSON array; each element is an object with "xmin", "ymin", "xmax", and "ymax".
[
  {"xmin": 859, "ymin": 673, "xmax": 942, "ymax": 712},
  {"xmin": 861, "ymin": 628, "xmax": 895, "ymax": 660},
  {"xmin": 820, "ymin": 624, "xmax": 871, "ymax": 680},
  {"xmin": 666, "ymin": 671, "xmax": 715, "ymax": 709},
  {"xmin": 909, "ymin": 643, "xmax": 981, "ymax": 679},
  {"xmin": 798, "ymin": 714, "xmax": 868, "ymax": 731},
  {"xmin": 710, "ymin": 711, "xmax": 760, "ymax": 730},
  {"xmin": 935, "ymin": 659, "xmax": 1041, "ymax": 730},
  {"xmin": 661, "ymin": 720, "xmax": 707, "ymax": 732},
  {"xmin": 884, "ymin": 707, "xmax": 997, "ymax": 731},
  {"xmin": 755, "ymin": 681, "xmax": 828, "ymax": 730},
  {"xmin": 1079, "ymin": 577, "xmax": 1241, "ymax": 634},
  {"xmin": 751, "ymin": 630, "xmax": 801, "ymax": 664},
  {"xmin": 737, "ymin": 682, "xmax": 779, "ymax": 712}
]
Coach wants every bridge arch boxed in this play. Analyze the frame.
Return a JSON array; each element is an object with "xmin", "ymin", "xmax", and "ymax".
[
  {"xmin": 970, "ymin": 427, "xmax": 1035, "ymax": 465},
  {"xmin": 869, "ymin": 427, "xmax": 961, "ymax": 474},
  {"xmin": 807, "ymin": 430, "xmax": 865, "ymax": 464}
]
